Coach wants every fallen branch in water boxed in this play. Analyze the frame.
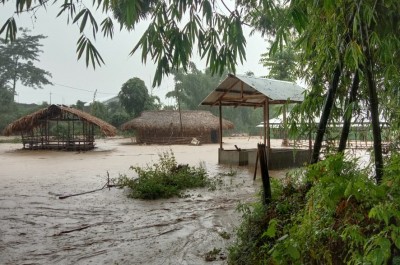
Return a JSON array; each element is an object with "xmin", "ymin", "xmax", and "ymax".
[
  {"xmin": 53, "ymin": 224, "xmax": 91, "ymax": 236},
  {"xmin": 58, "ymin": 171, "xmax": 118, "ymax": 199},
  {"xmin": 53, "ymin": 220, "xmax": 123, "ymax": 236}
]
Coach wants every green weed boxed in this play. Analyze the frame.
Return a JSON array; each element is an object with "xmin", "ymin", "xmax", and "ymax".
[{"xmin": 116, "ymin": 150, "xmax": 210, "ymax": 199}]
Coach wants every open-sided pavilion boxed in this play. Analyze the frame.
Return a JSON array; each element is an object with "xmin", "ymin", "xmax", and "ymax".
[{"xmin": 201, "ymin": 74, "xmax": 310, "ymax": 169}]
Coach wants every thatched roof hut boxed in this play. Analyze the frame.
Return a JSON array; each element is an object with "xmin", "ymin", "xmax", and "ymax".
[
  {"xmin": 121, "ymin": 110, "xmax": 234, "ymax": 144},
  {"xmin": 3, "ymin": 104, "xmax": 117, "ymax": 150}
]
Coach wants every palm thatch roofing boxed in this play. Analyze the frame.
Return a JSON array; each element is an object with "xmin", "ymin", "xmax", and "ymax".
[
  {"xmin": 121, "ymin": 110, "xmax": 234, "ymax": 131},
  {"xmin": 3, "ymin": 104, "xmax": 117, "ymax": 136}
]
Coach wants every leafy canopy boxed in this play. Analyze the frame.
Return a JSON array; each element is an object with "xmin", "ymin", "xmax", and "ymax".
[
  {"xmin": 118, "ymin": 77, "xmax": 160, "ymax": 117},
  {"xmin": 1, "ymin": 0, "xmax": 257, "ymax": 86},
  {"xmin": 0, "ymin": 27, "xmax": 52, "ymax": 101}
]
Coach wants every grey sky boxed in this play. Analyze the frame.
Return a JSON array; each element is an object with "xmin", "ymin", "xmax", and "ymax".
[{"xmin": 1, "ymin": 2, "xmax": 269, "ymax": 106}]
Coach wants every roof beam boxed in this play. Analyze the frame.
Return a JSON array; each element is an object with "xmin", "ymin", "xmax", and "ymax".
[
  {"xmin": 212, "ymin": 78, "xmax": 241, "ymax": 106},
  {"xmin": 215, "ymin": 88, "xmax": 261, "ymax": 96}
]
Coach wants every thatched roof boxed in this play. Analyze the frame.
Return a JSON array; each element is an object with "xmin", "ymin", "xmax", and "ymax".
[
  {"xmin": 3, "ymin": 104, "xmax": 117, "ymax": 136},
  {"xmin": 121, "ymin": 110, "xmax": 234, "ymax": 131}
]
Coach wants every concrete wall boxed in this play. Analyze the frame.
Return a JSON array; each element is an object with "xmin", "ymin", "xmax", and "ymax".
[
  {"xmin": 218, "ymin": 148, "xmax": 249, "ymax": 166},
  {"xmin": 219, "ymin": 148, "xmax": 311, "ymax": 170},
  {"xmin": 248, "ymin": 148, "xmax": 311, "ymax": 170}
]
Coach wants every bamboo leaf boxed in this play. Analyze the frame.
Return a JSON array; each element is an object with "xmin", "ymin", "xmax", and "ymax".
[
  {"xmin": 73, "ymin": 9, "xmax": 86, "ymax": 24},
  {"xmin": 80, "ymin": 11, "xmax": 89, "ymax": 33},
  {"xmin": 100, "ymin": 17, "xmax": 114, "ymax": 38},
  {"xmin": 76, "ymin": 35, "xmax": 87, "ymax": 60}
]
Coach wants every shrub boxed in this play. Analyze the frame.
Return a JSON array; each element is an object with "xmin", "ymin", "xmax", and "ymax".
[
  {"xmin": 229, "ymin": 153, "xmax": 400, "ymax": 265},
  {"xmin": 116, "ymin": 150, "xmax": 210, "ymax": 199}
]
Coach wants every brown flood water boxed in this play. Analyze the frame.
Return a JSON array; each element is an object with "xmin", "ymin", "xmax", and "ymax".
[{"xmin": 0, "ymin": 137, "xmax": 286, "ymax": 265}]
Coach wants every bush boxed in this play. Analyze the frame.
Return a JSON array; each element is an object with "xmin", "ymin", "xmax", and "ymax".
[
  {"xmin": 116, "ymin": 150, "xmax": 210, "ymax": 199},
  {"xmin": 229, "ymin": 153, "xmax": 400, "ymax": 265}
]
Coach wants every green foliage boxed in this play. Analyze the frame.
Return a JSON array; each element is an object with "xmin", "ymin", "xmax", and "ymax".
[
  {"xmin": 229, "ymin": 153, "xmax": 400, "ymax": 264},
  {"xmin": 205, "ymin": 247, "xmax": 222, "ymax": 262},
  {"xmin": 260, "ymin": 39, "xmax": 298, "ymax": 82},
  {"xmin": 116, "ymin": 150, "xmax": 210, "ymax": 199},
  {"xmin": 108, "ymin": 111, "xmax": 130, "ymax": 128},
  {"xmin": 0, "ymin": 86, "xmax": 14, "ymax": 112},
  {"xmin": 1, "ymin": 1, "xmax": 254, "ymax": 86},
  {"xmin": 0, "ymin": 102, "xmax": 44, "ymax": 132},
  {"xmin": 0, "ymin": 27, "xmax": 52, "ymax": 102},
  {"xmin": 90, "ymin": 101, "xmax": 109, "ymax": 121},
  {"xmin": 167, "ymin": 63, "xmax": 225, "ymax": 110},
  {"xmin": 118, "ymin": 77, "xmax": 160, "ymax": 117}
]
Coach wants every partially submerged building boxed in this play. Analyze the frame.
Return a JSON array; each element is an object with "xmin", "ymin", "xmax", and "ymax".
[
  {"xmin": 201, "ymin": 74, "xmax": 309, "ymax": 169},
  {"xmin": 121, "ymin": 110, "xmax": 234, "ymax": 145},
  {"xmin": 3, "ymin": 104, "xmax": 117, "ymax": 150}
]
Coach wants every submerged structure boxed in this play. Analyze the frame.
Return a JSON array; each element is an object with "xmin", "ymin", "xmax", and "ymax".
[
  {"xmin": 201, "ymin": 74, "xmax": 309, "ymax": 169},
  {"xmin": 3, "ymin": 104, "xmax": 117, "ymax": 150},
  {"xmin": 121, "ymin": 110, "xmax": 234, "ymax": 145}
]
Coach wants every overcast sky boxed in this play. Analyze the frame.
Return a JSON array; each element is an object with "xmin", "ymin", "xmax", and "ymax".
[{"xmin": 1, "ymin": 2, "xmax": 269, "ymax": 106}]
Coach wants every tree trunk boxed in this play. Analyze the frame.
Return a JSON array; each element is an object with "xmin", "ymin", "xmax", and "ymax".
[
  {"xmin": 11, "ymin": 56, "xmax": 18, "ymax": 102},
  {"xmin": 364, "ymin": 58, "xmax": 383, "ymax": 183},
  {"xmin": 11, "ymin": 72, "xmax": 17, "ymax": 102},
  {"xmin": 362, "ymin": 25, "xmax": 383, "ymax": 183},
  {"xmin": 338, "ymin": 71, "xmax": 359, "ymax": 152},
  {"xmin": 311, "ymin": 65, "xmax": 342, "ymax": 164}
]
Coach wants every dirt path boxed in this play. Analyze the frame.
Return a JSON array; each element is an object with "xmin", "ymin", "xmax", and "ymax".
[{"xmin": 0, "ymin": 137, "xmax": 274, "ymax": 265}]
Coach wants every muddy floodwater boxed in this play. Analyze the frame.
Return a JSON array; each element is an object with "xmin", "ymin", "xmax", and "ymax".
[{"xmin": 0, "ymin": 137, "xmax": 288, "ymax": 265}]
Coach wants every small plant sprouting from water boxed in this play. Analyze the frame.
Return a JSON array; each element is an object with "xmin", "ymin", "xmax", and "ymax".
[
  {"xmin": 205, "ymin": 248, "xmax": 222, "ymax": 261},
  {"xmin": 116, "ymin": 150, "xmax": 211, "ymax": 199},
  {"xmin": 218, "ymin": 167, "xmax": 237, "ymax": 177},
  {"xmin": 218, "ymin": 230, "xmax": 231, "ymax": 240}
]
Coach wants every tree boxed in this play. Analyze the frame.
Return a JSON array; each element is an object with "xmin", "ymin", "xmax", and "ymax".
[
  {"xmin": 260, "ymin": 41, "xmax": 297, "ymax": 82},
  {"xmin": 0, "ymin": 85, "xmax": 13, "ymax": 112},
  {"xmin": 118, "ymin": 77, "xmax": 160, "ymax": 117},
  {"xmin": 90, "ymin": 101, "xmax": 108, "ymax": 120},
  {"xmin": 75, "ymin": 100, "xmax": 85, "ymax": 111},
  {"xmin": 1, "ymin": 1, "xmax": 250, "ymax": 86},
  {"xmin": 0, "ymin": 27, "xmax": 52, "ymax": 101},
  {"xmin": 166, "ymin": 63, "xmax": 225, "ymax": 110},
  {"xmin": 283, "ymin": 0, "xmax": 400, "ymax": 182}
]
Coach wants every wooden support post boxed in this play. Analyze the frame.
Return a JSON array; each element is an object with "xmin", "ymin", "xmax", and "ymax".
[
  {"xmin": 263, "ymin": 101, "xmax": 267, "ymax": 146},
  {"xmin": 266, "ymin": 100, "xmax": 270, "ymax": 153},
  {"xmin": 264, "ymin": 99, "xmax": 271, "ymax": 165},
  {"xmin": 282, "ymin": 104, "xmax": 288, "ymax": 146},
  {"xmin": 219, "ymin": 102, "xmax": 223, "ymax": 150},
  {"xmin": 258, "ymin": 143, "xmax": 271, "ymax": 205}
]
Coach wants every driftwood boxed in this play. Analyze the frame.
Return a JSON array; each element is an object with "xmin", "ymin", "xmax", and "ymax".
[
  {"xmin": 58, "ymin": 171, "xmax": 117, "ymax": 199},
  {"xmin": 53, "ymin": 225, "xmax": 91, "ymax": 236},
  {"xmin": 53, "ymin": 220, "xmax": 123, "ymax": 236}
]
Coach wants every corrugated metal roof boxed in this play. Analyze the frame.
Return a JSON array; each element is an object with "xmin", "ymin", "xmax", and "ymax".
[{"xmin": 201, "ymin": 74, "xmax": 305, "ymax": 107}]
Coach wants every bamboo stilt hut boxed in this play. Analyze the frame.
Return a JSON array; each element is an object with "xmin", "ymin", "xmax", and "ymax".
[{"xmin": 3, "ymin": 104, "xmax": 117, "ymax": 150}]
